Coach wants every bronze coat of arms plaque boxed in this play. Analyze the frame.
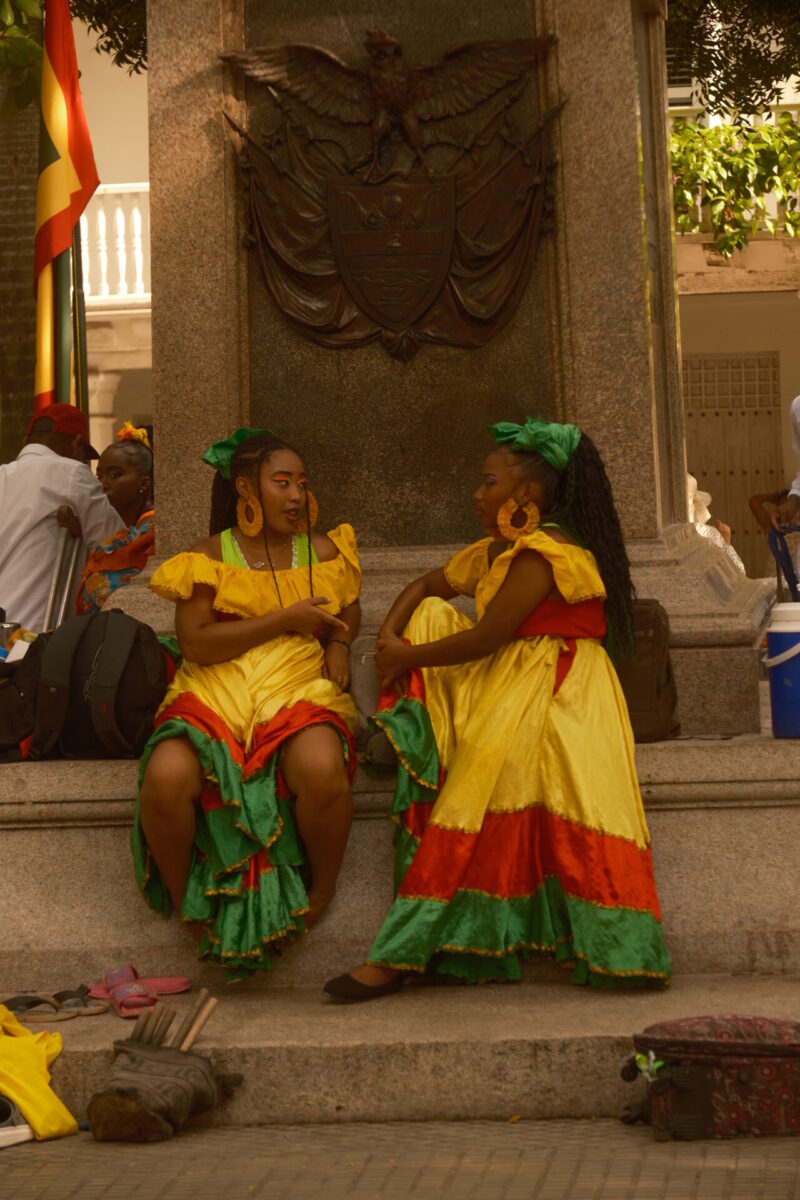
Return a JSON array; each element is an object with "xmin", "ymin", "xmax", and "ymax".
[
  {"xmin": 327, "ymin": 176, "xmax": 455, "ymax": 332},
  {"xmin": 223, "ymin": 32, "xmax": 558, "ymax": 360}
]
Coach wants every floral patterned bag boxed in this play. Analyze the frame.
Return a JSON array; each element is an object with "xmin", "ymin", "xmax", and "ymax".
[{"xmin": 621, "ymin": 1015, "xmax": 800, "ymax": 1140}]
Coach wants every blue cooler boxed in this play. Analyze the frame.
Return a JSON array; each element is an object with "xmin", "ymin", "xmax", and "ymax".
[{"xmin": 765, "ymin": 602, "xmax": 800, "ymax": 738}]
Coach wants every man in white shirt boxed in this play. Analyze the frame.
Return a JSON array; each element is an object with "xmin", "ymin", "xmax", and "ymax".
[
  {"xmin": 0, "ymin": 405, "xmax": 123, "ymax": 631},
  {"xmin": 774, "ymin": 394, "xmax": 800, "ymax": 529}
]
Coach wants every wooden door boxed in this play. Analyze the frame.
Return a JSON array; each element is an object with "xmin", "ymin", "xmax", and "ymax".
[{"xmin": 683, "ymin": 352, "xmax": 783, "ymax": 577}]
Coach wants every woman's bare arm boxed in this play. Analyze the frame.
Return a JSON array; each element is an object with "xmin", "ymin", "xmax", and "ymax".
[
  {"xmin": 322, "ymin": 599, "xmax": 362, "ymax": 688},
  {"xmin": 175, "ymin": 576, "xmax": 349, "ymax": 666},
  {"xmin": 378, "ymin": 567, "xmax": 460, "ymax": 639},
  {"xmin": 375, "ymin": 552, "xmax": 556, "ymax": 683}
]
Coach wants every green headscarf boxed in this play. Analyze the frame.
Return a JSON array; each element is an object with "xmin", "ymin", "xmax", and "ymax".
[
  {"xmin": 489, "ymin": 417, "xmax": 581, "ymax": 472},
  {"xmin": 201, "ymin": 427, "xmax": 274, "ymax": 480}
]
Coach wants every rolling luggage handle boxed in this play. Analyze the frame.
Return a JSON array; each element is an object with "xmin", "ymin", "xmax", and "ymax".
[{"xmin": 42, "ymin": 510, "xmax": 82, "ymax": 631}]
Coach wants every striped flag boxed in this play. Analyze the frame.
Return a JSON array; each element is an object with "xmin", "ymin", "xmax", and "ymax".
[{"xmin": 33, "ymin": 0, "xmax": 99, "ymax": 411}]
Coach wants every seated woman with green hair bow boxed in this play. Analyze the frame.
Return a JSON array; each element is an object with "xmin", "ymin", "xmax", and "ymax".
[
  {"xmin": 133, "ymin": 429, "xmax": 362, "ymax": 979},
  {"xmin": 325, "ymin": 417, "xmax": 671, "ymax": 1001}
]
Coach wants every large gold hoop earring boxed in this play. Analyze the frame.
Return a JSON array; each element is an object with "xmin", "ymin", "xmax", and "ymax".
[
  {"xmin": 497, "ymin": 498, "xmax": 540, "ymax": 541},
  {"xmin": 296, "ymin": 489, "xmax": 319, "ymax": 533},
  {"xmin": 237, "ymin": 495, "xmax": 263, "ymax": 537}
]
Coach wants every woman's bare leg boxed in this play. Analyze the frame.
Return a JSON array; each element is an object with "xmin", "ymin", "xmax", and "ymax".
[
  {"xmin": 281, "ymin": 724, "xmax": 353, "ymax": 927},
  {"xmin": 139, "ymin": 737, "xmax": 203, "ymax": 914}
]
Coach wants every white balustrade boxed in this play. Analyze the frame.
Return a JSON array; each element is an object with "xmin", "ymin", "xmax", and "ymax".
[
  {"xmin": 79, "ymin": 183, "xmax": 150, "ymax": 308},
  {"xmin": 96, "ymin": 200, "xmax": 109, "ymax": 298}
]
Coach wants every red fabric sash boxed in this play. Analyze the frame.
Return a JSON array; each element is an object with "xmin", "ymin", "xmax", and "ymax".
[{"xmin": 514, "ymin": 596, "xmax": 606, "ymax": 639}]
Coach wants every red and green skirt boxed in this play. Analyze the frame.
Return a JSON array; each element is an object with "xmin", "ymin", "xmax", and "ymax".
[
  {"xmin": 367, "ymin": 628, "xmax": 672, "ymax": 987},
  {"xmin": 132, "ymin": 692, "xmax": 355, "ymax": 981}
]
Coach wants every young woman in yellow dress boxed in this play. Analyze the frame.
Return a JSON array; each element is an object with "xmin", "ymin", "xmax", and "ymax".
[
  {"xmin": 133, "ymin": 429, "xmax": 361, "ymax": 979},
  {"xmin": 325, "ymin": 417, "xmax": 671, "ymax": 1001}
]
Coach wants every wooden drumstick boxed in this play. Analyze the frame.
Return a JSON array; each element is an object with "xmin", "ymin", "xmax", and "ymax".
[
  {"xmin": 164, "ymin": 988, "xmax": 209, "ymax": 1049},
  {"xmin": 130, "ymin": 1004, "xmax": 158, "ymax": 1043},
  {"xmin": 155, "ymin": 1006, "xmax": 176, "ymax": 1046},
  {"xmin": 148, "ymin": 1004, "xmax": 171, "ymax": 1045},
  {"xmin": 179, "ymin": 996, "xmax": 218, "ymax": 1052}
]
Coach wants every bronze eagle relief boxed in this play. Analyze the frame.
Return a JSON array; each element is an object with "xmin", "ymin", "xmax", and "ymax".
[{"xmin": 222, "ymin": 31, "xmax": 559, "ymax": 361}]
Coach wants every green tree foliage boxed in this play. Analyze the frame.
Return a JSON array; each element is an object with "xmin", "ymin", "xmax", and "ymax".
[
  {"xmin": 671, "ymin": 114, "xmax": 800, "ymax": 255},
  {"xmin": 668, "ymin": 1, "xmax": 800, "ymax": 116},
  {"xmin": 0, "ymin": 0, "xmax": 42, "ymax": 119},
  {"xmin": 0, "ymin": 0, "xmax": 142, "ymax": 122},
  {"xmin": 69, "ymin": 0, "xmax": 144, "ymax": 74}
]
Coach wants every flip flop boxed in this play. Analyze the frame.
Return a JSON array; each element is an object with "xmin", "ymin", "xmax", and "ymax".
[
  {"xmin": 1, "ymin": 995, "xmax": 78, "ymax": 1022},
  {"xmin": 107, "ymin": 981, "xmax": 159, "ymax": 1019},
  {"xmin": 52, "ymin": 986, "xmax": 110, "ymax": 1017},
  {"xmin": 88, "ymin": 965, "xmax": 191, "ymax": 1001}
]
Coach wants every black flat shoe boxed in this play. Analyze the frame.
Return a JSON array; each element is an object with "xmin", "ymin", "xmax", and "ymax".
[{"xmin": 323, "ymin": 972, "xmax": 404, "ymax": 1003}]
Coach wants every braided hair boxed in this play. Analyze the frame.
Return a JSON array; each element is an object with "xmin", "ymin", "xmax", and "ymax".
[
  {"xmin": 209, "ymin": 433, "xmax": 296, "ymax": 535},
  {"xmin": 208, "ymin": 432, "xmax": 314, "ymax": 603},
  {"xmin": 506, "ymin": 432, "xmax": 635, "ymax": 662},
  {"xmin": 113, "ymin": 425, "xmax": 154, "ymax": 501}
]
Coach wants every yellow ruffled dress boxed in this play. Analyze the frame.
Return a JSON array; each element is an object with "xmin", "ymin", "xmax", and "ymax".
[
  {"xmin": 368, "ymin": 529, "xmax": 672, "ymax": 986},
  {"xmin": 132, "ymin": 524, "xmax": 360, "ymax": 979}
]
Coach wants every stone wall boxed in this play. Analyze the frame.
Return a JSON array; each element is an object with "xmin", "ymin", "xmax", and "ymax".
[
  {"xmin": 244, "ymin": 0, "xmax": 551, "ymax": 546},
  {"xmin": 0, "ymin": 98, "xmax": 38, "ymax": 463}
]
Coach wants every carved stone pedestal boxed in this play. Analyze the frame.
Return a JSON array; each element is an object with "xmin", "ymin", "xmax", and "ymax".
[{"xmin": 629, "ymin": 528, "xmax": 774, "ymax": 735}]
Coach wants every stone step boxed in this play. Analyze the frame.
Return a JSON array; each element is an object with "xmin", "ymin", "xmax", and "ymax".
[
  {"xmin": 48, "ymin": 973, "xmax": 800, "ymax": 1127},
  {"xmin": 2, "ymin": 735, "xmax": 800, "ymax": 992}
]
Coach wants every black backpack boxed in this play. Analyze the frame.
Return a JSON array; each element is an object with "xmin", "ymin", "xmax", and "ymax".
[
  {"xmin": 0, "ymin": 611, "xmax": 167, "ymax": 761},
  {"xmin": 615, "ymin": 599, "xmax": 679, "ymax": 743}
]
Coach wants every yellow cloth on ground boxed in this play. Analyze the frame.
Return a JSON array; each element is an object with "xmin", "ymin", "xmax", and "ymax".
[
  {"xmin": 416, "ymin": 529, "xmax": 649, "ymax": 847},
  {"xmin": 0, "ymin": 1006, "xmax": 77, "ymax": 1140}
]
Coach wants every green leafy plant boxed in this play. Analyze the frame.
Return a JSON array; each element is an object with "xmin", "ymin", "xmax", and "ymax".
[
  {"xmin": 0, "ymin": 0, "xmax": 144, "ymax": 120},
  {"xmin": 671, "ymin": 113, "xmax": 800, "ymax": 255},
  {"xmin": 668, "ymin": 1, "xmax": 800, "ymax": 117},
  {"xmin": 69, "ymin": 0, "xmax": 145, "ymax": 74},
  {"xmin": 0, "ymin": 0, "xmax": 42, "ymax": 119}
]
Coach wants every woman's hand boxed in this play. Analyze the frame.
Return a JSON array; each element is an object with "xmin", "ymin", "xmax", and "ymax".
[
  {"xmin": 56, "ymin": 505, "xmax": 82, "ymax": 538},
  {"xmin": 375, "ymin": 634, "xmax": 412, "ymax": 690},
  {"xmin": 323, "ymin": 641, "xmax": 350, "ymax": 689},
  {"xmin": 774, "ymin": 494, "xmax": 800, "ymax": 530},
  {"xmin": 281, "ymin": 596, "xmax": 348, "ymax": 638}
]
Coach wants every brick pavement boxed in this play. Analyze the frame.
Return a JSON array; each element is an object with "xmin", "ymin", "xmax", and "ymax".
[{"xmin": 2, "ymin": 1120, "xmax": 800, "ymax": 1200}]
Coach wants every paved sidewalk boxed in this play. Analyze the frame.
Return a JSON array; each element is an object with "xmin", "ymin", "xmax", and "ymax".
[{"xmin": 2, "ymin": 1119, "xmax": 800, "ymax": 1200}]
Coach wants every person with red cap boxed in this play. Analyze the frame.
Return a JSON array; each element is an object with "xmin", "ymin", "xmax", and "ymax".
[{"xmin": 0, "ymin": 405, "xmax": 123, "ymax": 631}]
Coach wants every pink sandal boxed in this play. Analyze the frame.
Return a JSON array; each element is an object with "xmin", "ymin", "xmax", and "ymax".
[
  {"xmin": 88, "ymin": 965, "xmax": 191, "ymax": 1003},
  {"xmin": 107, "ymin": 981, "xmax": 159, "ymax": 1019}
]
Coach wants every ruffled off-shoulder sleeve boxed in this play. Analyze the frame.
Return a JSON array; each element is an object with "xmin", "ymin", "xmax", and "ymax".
[
  {"xmin": 150, "ymin": 552, "xmax": 222, "ymax": 602},
  {"xmin": 443, "ymin": 538, "xmax": 492, "ymax": 597},
  {"xmin": 476, "ymin": 529, "xmax": 606, "ymax": 617},
  {"xmin": 325, "ymin": 523, "xmax": 361, "ymax": 609},
  {"xmin": 150, "ymin": 527, "xmax": 361, "ymax": 617}
]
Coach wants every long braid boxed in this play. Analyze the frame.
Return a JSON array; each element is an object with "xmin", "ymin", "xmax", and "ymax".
[
  {"xmin": 554, "ymin": 437, "xmax": 635, "ymax": 662},
  {"xmin": 508, "ymin": 433, "xmax": 635, "ymax": 662}
]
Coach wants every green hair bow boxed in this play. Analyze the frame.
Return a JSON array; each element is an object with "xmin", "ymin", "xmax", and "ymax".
[
  {"xmin": 202, "ymin": 427, "xmax": 274, "ymax": 480},
  {"xmin": 489, "ymin": 417, "xmax": 581, "ymax": 472}
]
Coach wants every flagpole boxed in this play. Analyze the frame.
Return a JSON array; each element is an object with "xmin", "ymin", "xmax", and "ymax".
[
  {"xmin": 71, "ymin": 222, "xmax": 90, "ymax": 419},
  {"xmin": 52, "ymin": 246, "xmax": 71, "ymax": 404},
  {"xmin": 32, "ymin": 0, "xmax": 99, "ymax": 415}
]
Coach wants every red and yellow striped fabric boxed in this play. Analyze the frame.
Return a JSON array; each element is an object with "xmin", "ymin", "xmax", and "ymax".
[{"xmin": 34, "ymin": 0, "xmax": 98, "ymax": 410}]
